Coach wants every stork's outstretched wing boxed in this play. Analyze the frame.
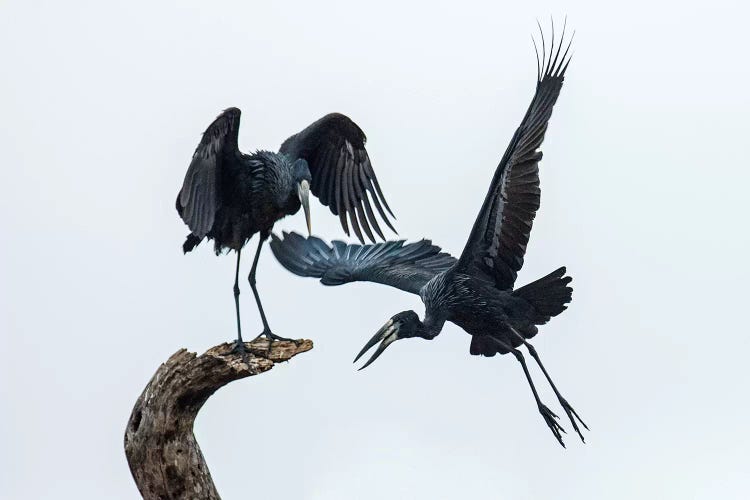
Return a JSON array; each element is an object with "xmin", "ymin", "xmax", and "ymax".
[
  {"xmin": 176, "ymin": 107, "xmax": 241, "ymax": 238},
  {"xmin": 280, "ymin": 113, "xmax": 396, "ymax": 244},
  {"xmin": 456, "ymin": 24, "xmax": 573, "ymax": 290},
  {"xmin": 270, "ymin": 231, "xmax": 455, "ymax": 295}
]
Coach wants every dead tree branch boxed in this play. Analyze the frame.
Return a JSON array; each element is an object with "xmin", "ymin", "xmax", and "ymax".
[{"xmin": 124, "ymin": 338, "xmax": 313, "ymax": 499}]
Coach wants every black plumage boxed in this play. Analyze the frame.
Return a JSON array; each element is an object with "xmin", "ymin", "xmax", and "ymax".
[
  {"xmin": 270, "ymin": 24, "xmax": 585, "ymax": 446},
  {"xmin": 280, "ymin": 114, "xmax": 396, "ymax": 242},
  {"xmin": 176, "ymin": 109, "xmax": 396, "ymax": 350},
  {"xmin": 273, "ymin": 232, "xmax": 456, "ymax": 294}
]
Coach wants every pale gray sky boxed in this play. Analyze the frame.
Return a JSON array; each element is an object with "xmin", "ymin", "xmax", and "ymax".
[{"xmin": 2, "ymin": 1, "xmax": 749, "ymax": 499}]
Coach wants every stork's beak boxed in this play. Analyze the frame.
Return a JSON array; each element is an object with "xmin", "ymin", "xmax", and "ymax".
[
  {"xmin": 354, "ymin": 319, "xmax": 400, "ymax": 370},
  {"xmin": 297, "ymin": 180, "xmax": 311, "ymax": 236}
]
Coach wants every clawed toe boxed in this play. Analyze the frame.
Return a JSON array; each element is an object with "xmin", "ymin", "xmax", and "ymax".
[
  {"xmin": 539, "ymin": 404, "xmax": 566, "ymax": 448},
  {"xmin": 254, "ymin": 330, "xmax": 298, "ymax": 343},
  {"xmin": 228, "ymin": 340, "xmax": 254, "ymax": 367},
  {"xmin": 230, "ymin": 340, "xmax": 247, "ymax": 355},
  {"xmin": 253, "ymin": 331, "xmax": 304, "ymax": 348},
  {"xmin": 559, "ymin": 398, "xmax": 588, "ymax": 442}
]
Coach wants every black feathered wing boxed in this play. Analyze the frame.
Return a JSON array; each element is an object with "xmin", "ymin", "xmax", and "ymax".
[
  {"xmin": 270, "ymin": 231, "xmax": 455, "ymax": 295},
  {"xmin": 176, "ymin": 107, "xmax": 241, "ymax": 238},
  {"xmin": 279, "ymin": 113, "xmax": 396, "ymax": 244},
  {"xmin": 455, "ymin": 30, "xmax": 572, "ymax": 290}
]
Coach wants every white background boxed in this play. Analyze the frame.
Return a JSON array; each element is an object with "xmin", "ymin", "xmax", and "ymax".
[{"xmin": 2, "ymin": 1, "xmax": 748, "ymax": 498}]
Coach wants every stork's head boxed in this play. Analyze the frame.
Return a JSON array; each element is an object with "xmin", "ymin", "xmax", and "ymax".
[
  {"xmin": 354, "ymin": 310, "xmax": 429, "ymax": 370},
  {"xmin": 292, "ymin": 159, "xmax": 312, "ymax": 236}
]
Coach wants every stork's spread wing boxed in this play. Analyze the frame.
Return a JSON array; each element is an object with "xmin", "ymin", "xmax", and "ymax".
[
  {"xmin": 279, "ymin": 113, "xmax": 396, "ymax": 243},
  {"xmin": 176, "ymin": 107, "xmax": 241, "ymax": 238},
  {"xmin": 456, "ymin": 26, "xmax": 572, "ymax": 290},
  {"xmin": 270, "ymin": 231, "xmax": 455, "ymax": 295}
]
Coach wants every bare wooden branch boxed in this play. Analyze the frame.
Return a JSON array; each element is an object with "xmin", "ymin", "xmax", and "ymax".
[{"xmin": 124, "ymin": 338, "xmax": 313, "ymax": 499}]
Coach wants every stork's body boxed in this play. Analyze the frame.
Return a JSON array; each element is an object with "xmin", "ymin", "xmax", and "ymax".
[
  {"xmin": 179, "ymin": 150, "xmax": 307, "ymax": 253},
  {"xmin": 271, "ymin": 23, "xmax": 585, "ymax": 446},
  {"xmin": 420, "ymin": 271, "xmax": 533, "ymax": 346}
]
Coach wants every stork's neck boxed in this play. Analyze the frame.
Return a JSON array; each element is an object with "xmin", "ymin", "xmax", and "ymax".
[{"xmin": 421, "ymin": 312, "xmax": 446, "ymax": 340}]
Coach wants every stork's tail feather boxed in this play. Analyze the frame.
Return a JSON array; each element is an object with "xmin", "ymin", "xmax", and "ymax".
[
  {"xmin": 182, "ymin": 234, "xmax": 202, "ymax": 253},
  {"xmin": 514, "ymin": 266, "xmax": 573, "ymax": 325},
  {"xmin": 470, "ymin": 335, "xmax": 500, "ymax": 356}
]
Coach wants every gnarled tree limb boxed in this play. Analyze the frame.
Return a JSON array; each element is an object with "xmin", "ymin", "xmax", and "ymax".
[{"xmin": 124, "ymin": 339, "xmax": 313, "ymax": 499}]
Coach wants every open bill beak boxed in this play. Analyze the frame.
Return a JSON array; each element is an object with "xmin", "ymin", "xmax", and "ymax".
[
  {"xmin": 353, "ymin": 319, "xmax": 399, "ymax": 370},
  {"xmin": 297, "ymin": 180, "xmax": 312, "ymax": 236}
]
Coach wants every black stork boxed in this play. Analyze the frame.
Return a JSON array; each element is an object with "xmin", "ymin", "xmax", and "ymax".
[
  {"xmin": 270, "ymin": 24, "xmax": 585, "ymax": 446},
  {"xmin": 176, "ymin": 110, "xmax": 396, "ymax": 352}
]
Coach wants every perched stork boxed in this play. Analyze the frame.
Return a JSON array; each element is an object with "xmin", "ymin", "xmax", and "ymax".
[{"xmin": 177, "ymin": 110, "xmax": 396, "ymax": 352}]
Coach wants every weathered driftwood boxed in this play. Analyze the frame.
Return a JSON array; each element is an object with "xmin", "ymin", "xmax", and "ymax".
[{"xmin": 124, "ymin": 338, "xmax": 313, "ymax": 499}]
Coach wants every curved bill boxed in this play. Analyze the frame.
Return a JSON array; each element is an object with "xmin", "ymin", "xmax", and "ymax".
[
  {"xmin": 354, "ymin": 319, "xmax": 399, "ymax": 370},
  {"xmin": 297, "ymin": 180, "xmax": 312, "ymax": 236}
]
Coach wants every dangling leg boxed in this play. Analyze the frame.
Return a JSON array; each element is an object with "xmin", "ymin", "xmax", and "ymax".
[
  {"xmin": 230, "ymin": 249, "xmax": 249, "ymax": 358},
  {"xmin": 489, "ymin": 336, "xmax": 566, "ymax": 447},
  {"xmin": 508, "ymin": 326, "xmax": 588, "ymax": 442},
  {"xmin": 248, "ymin": 234, "xmax": 293, "ymax": 343}
]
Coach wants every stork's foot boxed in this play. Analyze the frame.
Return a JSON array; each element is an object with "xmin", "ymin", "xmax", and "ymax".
[
  {"xmin": 558, "ymin": 397, "xmax": 588, "ymax": 442},
  {"xmin": 254, "ymin": 329, "xmax": 303, "ymax": 346},
  {"xmin": 230, "ymin": 340, "xmax": 247, "ymax": 354},
  {"xmin": 538, "ymin": 404, "xmax": 566, "ymax": 448},
  {"xmin": 229, "ymin": 340, "xmax": 253, "ymax": 368}
]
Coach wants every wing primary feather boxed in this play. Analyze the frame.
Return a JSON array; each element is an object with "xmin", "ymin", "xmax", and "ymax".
[
  {"xmin": 545, "ymin": 16, "xmax": 555, "ymax": 76},
  {"xmin": 357, "ymin": 162, "xmax": 387, "ymax": 238},
  {"xmin": 349, "ymin": 159, "xmax": 371, "ymax": 234},
  {"xmin": 349, "ymin": 207, "xmax": 365, "ymax": 243},
  {"xmin": 370, "ymin": 174, "xmax": 396, "ymax": 218},
  {"xmin": 363, "ymin": 155, "xmax": 396, "ymax": 219},
  {"xmin": 355, "ymin": 201, "xmax": 375, "ymax": 242},
  {"xmin": 532, "ymin": 35, "xmax": 541, "ymax": 81},
  {"xmin": 334, "ymin": 153, "xmax": 349, "ymax": 234},
  {"xmin": 341, "ymin": 152, "xmax": 360, "ymax": 241},
  {"xmin": 368, "ymin": 185, "xmax": 398, "ymax": 234},
  {"xmin": 537, "ymin": 19, "xmax": 546, "ymax": 76},
  {"xmin": 556, "ymin": 33, "xmax": 575, "ymax": 77},
  {"xmin": 548, "ymin": 18, "xmax": 566, "ymax": 77},
  {"xmin": 346, "ymin": 155, "xmax": 374, "ymax": 242},
  {"xmin": 361, "ymin": 191, "xmax": 385, "ymax": 240}
]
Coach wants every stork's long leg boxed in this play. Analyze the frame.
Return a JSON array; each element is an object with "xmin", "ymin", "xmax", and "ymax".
[
  {"xmin": 508, "ymin": 326, "xmax": 588, "ymax": 442},
  {"xmin": 231, "ymin": 249, "xmax": 248, "ymax": 357},
  {"xmin": 489, "ymin": 336, "xmax": 566, "ymax": 447},
  {"xmin": 248, "ymin": 235, "xmax": 293, "ymax": 343}
]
